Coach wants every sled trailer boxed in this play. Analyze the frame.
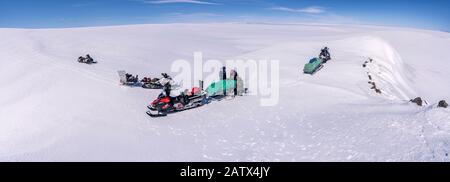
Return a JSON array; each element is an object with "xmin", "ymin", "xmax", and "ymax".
[{"xmin": 303, "ymin": 58, "xmax": 324, "ymax": 74}]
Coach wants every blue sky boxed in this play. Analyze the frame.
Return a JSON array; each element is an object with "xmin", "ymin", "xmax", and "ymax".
[{"xmin": 0, "ymin": 0, "xmax": 449, "ymax": 31}]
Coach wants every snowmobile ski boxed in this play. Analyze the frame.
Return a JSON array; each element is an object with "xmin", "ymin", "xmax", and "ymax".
[
  {"xmin": 146, "ymin": 102, "xmax": 205, "ymax": 117},
  {"xmin": 147, "ymin": 105, "xmax": 158, "ymax": 111},
  {"xmin": 146, "ymin": 110, "xmax": 168, "ymax": 117}
]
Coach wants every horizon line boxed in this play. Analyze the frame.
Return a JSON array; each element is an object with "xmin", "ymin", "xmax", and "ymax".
[{"xmin": 0, "ymin": 22, "xmax": 448, "ymax": 33}]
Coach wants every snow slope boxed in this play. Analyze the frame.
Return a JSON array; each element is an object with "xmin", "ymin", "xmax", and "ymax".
[{"xmin": 0, "ymin": 23, "xmax": 450, "ymax": 161}]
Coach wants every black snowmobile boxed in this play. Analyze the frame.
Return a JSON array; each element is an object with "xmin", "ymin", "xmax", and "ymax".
[
  {"xmin": 141, "ymin": 77, "xmax": 164, "ymax": 89},
  {"xmin": 319, "ymin": 47, "xmax": 331, "ymax": 63},
  {"xmin": 146, "ymin": 87, "xmax": 208, "ymax": 117},
  {"xmin": 77, "ymin": 55, "xmax": 97, "ymax": 64}
]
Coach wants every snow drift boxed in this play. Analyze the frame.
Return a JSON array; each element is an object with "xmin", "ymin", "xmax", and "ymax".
[{"xmin": 0, "ymin": 23, "xmax": 450, "ymax": 161}]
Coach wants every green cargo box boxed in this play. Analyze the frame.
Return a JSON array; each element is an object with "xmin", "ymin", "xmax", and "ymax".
[
  {"xmin": 206, "ymin": 80, "xmax": 237, "ymax": 97},
  {"xmin": 303, "ymin": 57, "xmax": 324, "ymax": 74}
]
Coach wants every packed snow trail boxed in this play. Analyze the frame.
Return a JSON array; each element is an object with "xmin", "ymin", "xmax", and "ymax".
[{"xmin": 0, "ymin": 23, "xmax": 449, "ymax": 161}]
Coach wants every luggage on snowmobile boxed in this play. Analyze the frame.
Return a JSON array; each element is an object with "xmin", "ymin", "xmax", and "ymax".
[
  {"xmin": 303, "ymin": 57, "xmax": 324, "ymax": 75},
  {"xmin": 142, "ymin": 83, "xmax": 163, "ymax": 89},
  {"xmin": 141, "ymin": 78, "xmax": 164, "ymax": 89},
  {"xmin": 146, "ymin": 87, "xmax": 208, "ymax": 117}
]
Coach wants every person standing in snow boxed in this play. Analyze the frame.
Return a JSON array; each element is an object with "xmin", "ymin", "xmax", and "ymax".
[
  {"xmin": 231, "ymin": 69, "xmax": 238, "ymax": 96},
  {"xmin": 160, "ymin": 73, "xmax": 175, "ymax": 105},
  {"xmin": 219, "ymin": 66, "xmax": 227, "ymax": 96},
  {"xmin": 219, "ymin": 66, "xmax": 227, "ymax": 80}
]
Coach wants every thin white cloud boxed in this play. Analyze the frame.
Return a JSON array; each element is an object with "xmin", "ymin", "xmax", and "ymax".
[
  {"xmin": 145, "ymin": 0, "xmax": 221, "ymax": 5},
  {"xmin": 71, "ymin": 2, "xmax": 99, "ymax": 7},
  {"xmin": 271, "ymin": 6, "xmax": 326, "ymax": 14}
]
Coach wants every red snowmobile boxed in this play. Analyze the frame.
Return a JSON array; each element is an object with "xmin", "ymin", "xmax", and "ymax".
[{"xmin": 146, "ymin": 87, "xmax": 208, "ymax": 117}]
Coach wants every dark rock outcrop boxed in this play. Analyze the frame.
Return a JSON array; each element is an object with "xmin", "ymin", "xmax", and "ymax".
[
  {"xmin": 438, "ymin": 100, "xmax": 448, "ymax": 108},
  {"xmin": 410, "ymin": 97, "xmax": 423, "ymax": 106},
  {"xmin": 375, "ymin": 89, "xmax": 382, "ymax": 94}
]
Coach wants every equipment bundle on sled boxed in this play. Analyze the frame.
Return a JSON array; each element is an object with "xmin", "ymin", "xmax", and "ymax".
[
  {"xmin": 140, "ymin": 73, "xmax": 172, "ymax": 89},
  {"xmin": 303, "ymin": 47, "xmax": 331, "ymax": 75},
  {"xmin": 118, "ymin": 70, "xmax": 140, "ymax": 86},
  {"xmin": 141, "ymin": 77, "xmax": 163, "ymax": 89},
  {"xmin": 77, "ymin": 54, "xmax": 97, "ymax": 64},
  {"xmin": 146, "ymin": 86, "xmax": 208, "ymax": 117}
]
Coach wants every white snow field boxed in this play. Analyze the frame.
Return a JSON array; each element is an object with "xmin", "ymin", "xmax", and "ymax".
[{"xmin": 1, "ymin": 23, "xmax": 450, "ymax": 161}]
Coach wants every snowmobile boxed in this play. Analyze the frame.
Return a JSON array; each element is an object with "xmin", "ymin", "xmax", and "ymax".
[
  {"xmin": 118, "ymin": 70, "xmax": 141, "ymax": 86},
  {"xmin": 77, "ymin": 55, "xmax": 97, "ymax": 64},
  {"xmin": 146, "ymin": 87, "xmax": 208, "ymax": 117},
  {"xmin": 141, "ymin": 77, "xmax": 164, "ymax": 89},
  {"xmin": 303, "ymin": 48, "xmax": 332, "ymax": 75},
  {"xmin": 319, "ymin": 54, "xmax": 331, "ymax": 63},
  {"xmin": 319, "ymin": 47, "xmax": 332, "ymax": 63}
]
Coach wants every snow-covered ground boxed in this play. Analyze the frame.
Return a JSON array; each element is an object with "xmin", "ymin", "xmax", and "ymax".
[{"xmin": 1, "ymin": 23, "xmax": 449, "ymax": 161}]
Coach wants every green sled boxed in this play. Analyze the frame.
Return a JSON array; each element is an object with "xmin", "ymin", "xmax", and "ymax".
[
  {"xmin": 303, "ymin": 57, "xmax": 324, "ymax": 74},
  {"xmin": 206, "ymin": 80, "xmax": 237, "ymax": 97}
]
